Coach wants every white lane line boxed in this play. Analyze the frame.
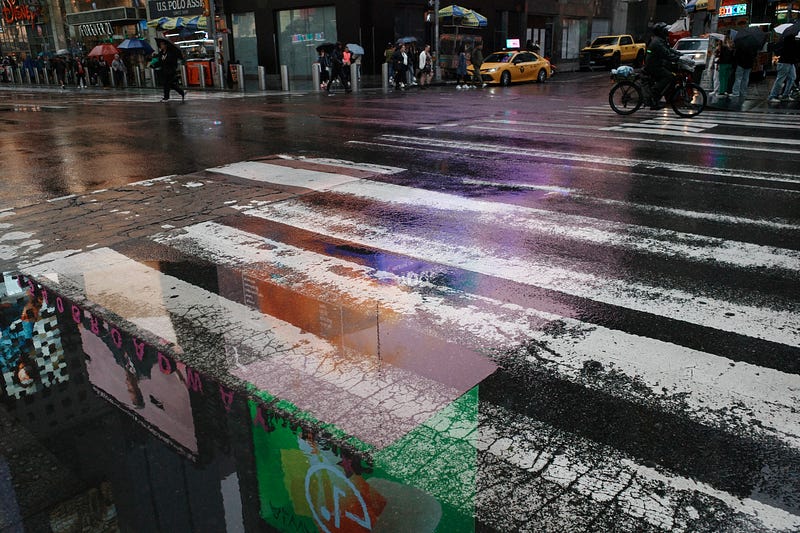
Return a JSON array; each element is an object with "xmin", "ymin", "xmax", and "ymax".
[
  {"xmin": 209, "ymin": 161, "xmax": 361, "ymax": 190},
  {"xmin": 239, "ymin": 200, "xmax": 800, "ymax": 348},
  {"xmin": 462, "ymin": 121, "xmax": 800, "ymax": 159},
  {"xmin": 274, "ymin": 154, "xmax": 405, "ymax": 175},
  {"xmin": 603, "ymin": 125, "xmax": 800, "ymax": 146},
  {"xmin": 153, "ymin": 221, "xmax": 800, "ymax": 449},
  {"xmin": 25, "ymin": 247, "xmax": 477, "ymax": 450},
  {"xmin": 216, "ymin": 161, "xmax": 800, "ymax": 273},
  {"xmin": 461, "ymin": 178, "xmax": 800, "ymax": 231},
  {"xmin": 373, "ymin": 134, "xmax": 800, "ymax": 185},
  {"xmin": 612, "ymin": 123, "xmax": 708, "ymax": 134},
  {"xmin": 480, "ymin": 405, "xmax": 800, "ymax": 532}
]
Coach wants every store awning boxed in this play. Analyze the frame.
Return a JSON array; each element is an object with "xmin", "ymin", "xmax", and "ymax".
[
  {"xmin": 147, "ymin": 15, "xmax": 208, "ymax": 31},
  {"xmin": 66, "ymin": 7, "xmax": 146, "ymax": 26}
]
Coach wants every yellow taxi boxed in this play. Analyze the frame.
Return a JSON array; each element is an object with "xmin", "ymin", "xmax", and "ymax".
[{"xmin": 467, "ymin": 50, "xmax": 551, "ymax": 86}]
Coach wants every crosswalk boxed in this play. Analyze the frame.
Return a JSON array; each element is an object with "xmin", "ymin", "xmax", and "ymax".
[{"xmin": 16, "ymin": 147, "xmax": 799, "ymax": 531}]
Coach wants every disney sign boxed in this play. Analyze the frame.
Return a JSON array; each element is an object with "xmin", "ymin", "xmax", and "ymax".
[{"xmin": 2, "ymin": 0, "xmax": 38, "ymax": 25}]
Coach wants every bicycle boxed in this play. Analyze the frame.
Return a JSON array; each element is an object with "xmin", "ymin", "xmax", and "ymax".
[{"xmin": 608, "ymin": 57, "xmax": 707, "ymax": 117}]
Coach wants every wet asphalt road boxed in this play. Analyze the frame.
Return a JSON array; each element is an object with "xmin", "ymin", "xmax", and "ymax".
[{"xmin": 0, "ymin": 72, "xmax": 799, "ymax": 532}]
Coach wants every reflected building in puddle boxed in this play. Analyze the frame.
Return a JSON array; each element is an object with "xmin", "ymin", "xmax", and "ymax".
[{"xmin": 0, "ymin": 259, "xmax": 488, "ymax": 532}]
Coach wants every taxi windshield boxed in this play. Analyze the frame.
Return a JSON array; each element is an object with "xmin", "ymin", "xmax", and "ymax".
[{"xmin": 484, "ymin": 52, "xmax": 514, "ymax": 63}]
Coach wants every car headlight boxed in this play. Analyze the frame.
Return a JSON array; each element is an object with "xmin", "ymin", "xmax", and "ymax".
[
  {"xmin": 485, "ymin": 67, "xmax": 498, "ymax": 73},
  {"xmin": 693, "ymin": 53, "xmax": 705, "ymax": 60}
]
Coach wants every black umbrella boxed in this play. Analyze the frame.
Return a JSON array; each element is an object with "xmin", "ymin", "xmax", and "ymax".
[
  {"xmin": 155, "ymin": 37, "xmax": 184, "ymax": 59},
  {"xmin": 732, "ymin": 26, "xmax": 767, "ymax": 55},
  {"xmin": 782, "ymin": 21, "xmax": 800, "ymax": 40},
  {"xmin": 316, "ymin": 42, "xmax": 336, "ymax": 53}
]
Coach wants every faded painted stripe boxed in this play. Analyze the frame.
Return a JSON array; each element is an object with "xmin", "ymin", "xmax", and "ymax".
[
  {"xmin": 461, "ymin": 178, "xmax": 800, "ymax": 232},
  {"xmin": 153, "ymin": 221, "xmax": 800, "ymax": 449},
  {"xmin": 238, "ymin": 200, "xmax": 799, "ymax": 347},
  {"xmin": 480, "ymin": 404, "xmax": 800, "ymax": 532},
  {"xmin": 214, "ymin": 162, "xmax": 800, "ymax": 272},
  {"xmin": 210, "ymin": 161, "xmax": 360, "ymax": 191},
  {"xmin": 372, "ymin": 134, "xmax": 800, "ymax": 185},
  {"xmin": 461, "ymin": 123, "xmax": 800, "ymax": 160},
  {"xmin": 275, "ymin": 154, "xmax": 405, "ymax": 175}
]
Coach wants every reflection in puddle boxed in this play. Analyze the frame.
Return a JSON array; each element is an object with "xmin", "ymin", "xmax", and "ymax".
[{"xmin": 2, "ymin": 270, "xmax": 480, "ymax": 531}]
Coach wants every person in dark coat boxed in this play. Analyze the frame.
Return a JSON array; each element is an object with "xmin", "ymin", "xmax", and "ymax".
[
  {"xmin": 767, "ymin": 33, "xmax": 799, "ymax": 102},
  {"xmin": 156, "ymin": 39, "xmax": 185, "ymax": 102},
  {"xmin": 644, "ymin": 22, "xmax": 681, "ymax": 108}
]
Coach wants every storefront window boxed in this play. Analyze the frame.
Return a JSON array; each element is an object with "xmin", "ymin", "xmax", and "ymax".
[
  {"xmin": 277, "ymin": 6, "xmax": 337, "ymax": 89},
  {"xmin": 232, "ymin": 12, "xmax": 257, "ymax": 77}
]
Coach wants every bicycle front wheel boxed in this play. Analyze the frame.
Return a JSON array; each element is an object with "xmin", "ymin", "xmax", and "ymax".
[
  {"xmin": 671, "ymin": 82, "xmax": 706, "ymax": 117},
  {"xmin": 609, "ymin": 81, "xmax": 643, "ymax": 115}
]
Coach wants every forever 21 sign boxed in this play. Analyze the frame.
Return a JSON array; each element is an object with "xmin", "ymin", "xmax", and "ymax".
[{"xmin": 147, "ymin": 0, "xmax": 203, "ymax": 19}]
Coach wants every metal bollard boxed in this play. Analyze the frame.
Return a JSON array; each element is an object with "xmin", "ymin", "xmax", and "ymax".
[
  {"xmin": 15, "ymin": 68, "xmax": 22, "ymax": 84},
  {"xmin": 236, "ymin": 64, "xmax": 244, "ymax": 91},
  {"xmin": 258, "ymin": 65, "xmax": 266, "ymax": 91},
  {"xmin": 312, "ymin": 62, "xmax": 320, "ymax": 91},
  {"xmin": 199, "ymin": 65, "xmax": 206, "ymax": 88},
  {"xmin": 148, "ymin": 67, "xmax": 157, "ymax": 88},
  {"xmin": 350, "ymin": 63, "xmax": 359, "ymax": 92},
  {"xmin": 42, "ymin": 69, "xmax": 49, "ymax": 85},
  {"xmin": 217, "ymin": 64, "xmax": 225, "ymax": 89},
  {"xmin": 123, "ymin": 71, "xmax": 128, "ymax": 88},
  {"xmin": 179, "ymin": 64, "xmax": 187, "ymax": 88},
  {"xmin": 134, "ymin": 66, "xmax": 142, "ymax": 87},
  {"xmin": 280, "ymin": 64, "xmax": 289, "ymax": 91},
  {"xmin": 382, "ymin": 62, "xmax": 389, "ymax": 91}
]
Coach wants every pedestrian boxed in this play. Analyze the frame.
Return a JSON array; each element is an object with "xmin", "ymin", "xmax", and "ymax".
[
  {"xmin": 767, "ymin": 33, "xmax": 799, "ymax": 103},
  {"xmin": 327, "ymin": 42, "xmax": 350, "ymax": 93},
  {"xmin": 392, "ymin": 44, "xmax": 409, "ymax": 89},
  {"xmin": 53, "ymin": 56, "xmax": 66, "ymax": 89},
  {"xmin": 470, "ymin": 43, "xmax": 486, "ymax": 87},
  {"xmin": 155, "ymin": 39, "xmax": 185, "ymax": 102},
  {"xmin": 111, "ymin": 53, "xmax": 125, "ymax": 88},
  {"xmin": 455, "ymin": 44, "xmax": 468, "ymax": 89},
  {"xmin": 98, "ymin": 56, "xmax": 110, "ymax": 88},
  {"xmin": 75, "ymin": 58, "xmax": 87, "ymax": 88},
  {"xmin": 417, "ymin": 44, "xmax": 433, "ymax": 88},
  {"xmin": 384, "ymin": 42, "xmax": 395, "ymax": 86},
  {"xmin": 714, "ymin": 36, "xmax": 735, "ymax": 96},
  {"xmin": 318, "ymin": 48, "xmax": 331, "ymax": 90},
  {"xmin": 730, "ymin": 36, "xmax": 759, "ymax": 98}
]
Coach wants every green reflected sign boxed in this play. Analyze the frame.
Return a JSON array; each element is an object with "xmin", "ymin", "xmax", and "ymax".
[{"xmin": 251, "ymin": 387, "xmax": 479, "ymax": 532}]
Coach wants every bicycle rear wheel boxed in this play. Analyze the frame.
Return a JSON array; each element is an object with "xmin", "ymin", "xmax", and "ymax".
[
  {"xmin": 671, "ymin": 82, "xmax": 706, "ymax": 117},
  {"xmin": 609, "ymin": 81, "xmax": 643, "ymax": 115}
]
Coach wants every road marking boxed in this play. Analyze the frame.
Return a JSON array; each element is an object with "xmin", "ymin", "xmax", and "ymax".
[
  {"xmin": 215, "ymin": 161, "xmax": 800, "ymax": 273},
  {"xmin": 153, "ymin": 220, "xmax": 800, "ymax": 450}
]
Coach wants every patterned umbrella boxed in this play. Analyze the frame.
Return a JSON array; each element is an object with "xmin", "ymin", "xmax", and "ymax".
[
  {"xmin": 459, "ymin": 9, "xmax": 487, "ymax": 28},
  {"xmin": 438, "ymin": 5, "xmax": 487, "ymax": 28},
  {"xmin": 438, "ymin": 4, "xmax": 470, "ymax": 18}
]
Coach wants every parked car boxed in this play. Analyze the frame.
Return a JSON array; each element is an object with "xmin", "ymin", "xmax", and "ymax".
[
  {"xmin": 673, "ymin": 37, "xmax": 709, "ymax": 82},
  {"xmin": 467, "ymin": 50, "xmax": 551, "ymax": 86},
  {"xmin": 579, "ymin": 35, "xmax": 646, "ymax": 70}
]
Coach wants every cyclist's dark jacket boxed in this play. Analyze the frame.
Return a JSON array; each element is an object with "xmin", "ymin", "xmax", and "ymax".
[{"xmin": 644, "ymin": 36, "xmax": 680, "ymax": 72}]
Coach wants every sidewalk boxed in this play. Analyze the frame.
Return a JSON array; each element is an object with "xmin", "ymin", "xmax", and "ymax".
[{"xmin": 705, "ymin": 76, "xmax": 800, "ymax": 114}]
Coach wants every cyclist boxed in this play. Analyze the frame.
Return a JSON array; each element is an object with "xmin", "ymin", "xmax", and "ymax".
[{"xmin": 644, "ymin": 22, "xmax": 682, "ymax": 109}]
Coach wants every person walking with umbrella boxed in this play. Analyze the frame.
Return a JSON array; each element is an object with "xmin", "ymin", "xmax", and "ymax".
[
  {"xmin": 155, "ymin": 38, "xmax": 185, "ymax": 102},
  {"xmin": 768, "ymin": 23, "xmax": 800, "ymax": 103},
  {"xmin": 730, "ymin": 26, "xmax": 766, "ymax": 98}
]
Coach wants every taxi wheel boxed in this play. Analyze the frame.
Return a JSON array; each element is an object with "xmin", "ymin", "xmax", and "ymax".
[
  {"xmin": 500, "ymin": 71, "xmax": 511, "ymax": 86},
  {"xmin": 537, "ymin": 69, "xmax": 547, "ymax": 83}
]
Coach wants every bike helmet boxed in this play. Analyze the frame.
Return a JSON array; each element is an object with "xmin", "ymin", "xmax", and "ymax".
[{"xmin": 652, "ymin": 22, "xmax": 670, "ymax": 39}]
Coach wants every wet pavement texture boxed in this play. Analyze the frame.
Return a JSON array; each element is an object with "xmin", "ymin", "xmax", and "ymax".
[{"xmin": 0, "ymin": 72, "xmax": 799, "ymax": 532}]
